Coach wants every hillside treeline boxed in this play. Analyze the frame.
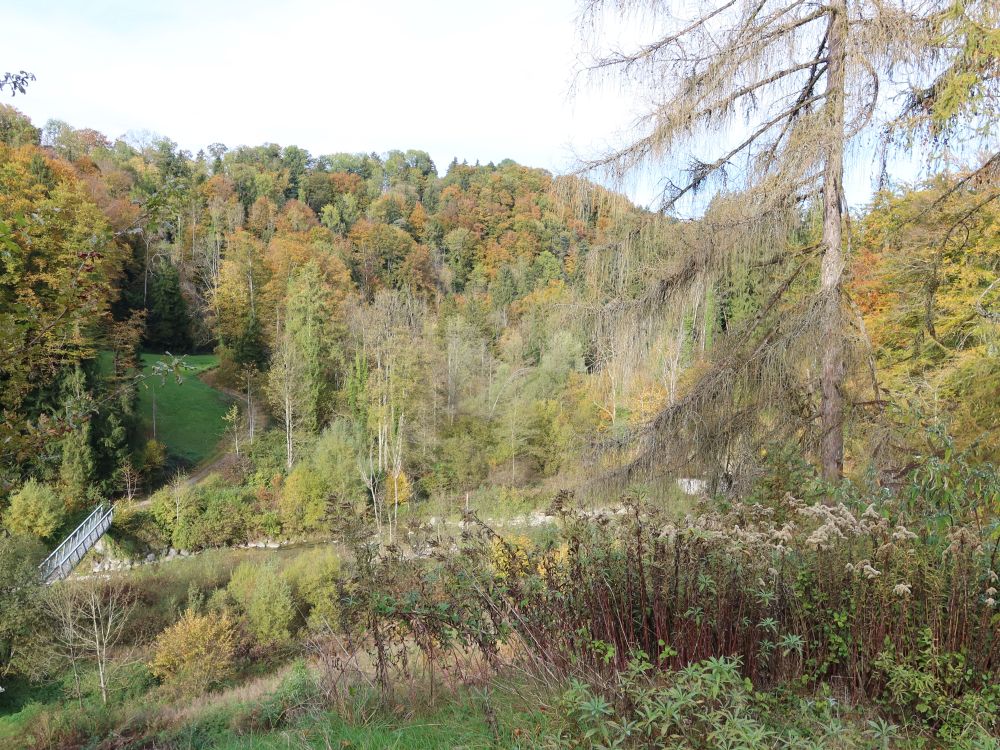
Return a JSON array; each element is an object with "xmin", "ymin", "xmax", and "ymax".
[{"xmin": 2, "ymin": 103, "xmax": 998, "ymax": 532}]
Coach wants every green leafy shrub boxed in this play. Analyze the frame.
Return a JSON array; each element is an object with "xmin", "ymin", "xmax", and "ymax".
[
  {"xmin": 245, "ymin": 429, "xmax": 290, "ymax": 490},
  {"xmin": 3, "ymin": 479, "xmax": 65, "ymax": 539},
  {"xmin": 149, "ymin": 482, "xmax": 194, "ymax": 544},
  {"xmin": 904, "ymin": 425, "xmax": 1000, "ymax": 526},
  {"xmin": 875, "ymin": 629, "xmax": 1000, "ymax": 743},
  {"xmin": 279, "ymin": 422, "xmax": 365, "ymax": 534},
  {"xmin": 552, "ymin": 652, "xmax": 927, "ymax": 749},
  {"xmin": 191, "ymin": 481, "xmax": 253, "ymax": 547},
  {"xmin": 254, "ymin": 509, "xmax": 283, "ymax": 538},
  {"xmin": 151, "ymin": 475, "xmax": 253, "ymax": 550},
  {"xmin": 435, "ymin": 416, "xmax": 494, "ymax": 491},
  {"xmin": 555, "ymin": 653, "xmax": 852, "ymax": 749},
  {"xmin": 310, "ymin": 422, "xmax": 365, "ymax": 495},
  {"xmin": 280, "ymin": 462, "xmax": 327, "ymax": 533},
  {"xmin": 226, "ymin": 560, "xmax": 258, "ymax": 611},
  {"xmin": 522, "ymin": 398, "xmax": 569, "ymax": 477},
  {"xmin": 140, "ymin": 438, "xmax": 168, "ymax": 475},
  {"xmin": 283, "ymin": 546, "xmax": 341, "ymax": 628},
  {"xmin": 107, "ymin": 505, "xmax": 169, "ymax": 553},
  {"xmin": 227, "ymin": 561, "xmax": 295, "ymax": 644}
]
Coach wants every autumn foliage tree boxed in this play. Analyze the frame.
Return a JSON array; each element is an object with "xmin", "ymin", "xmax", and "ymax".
[
  {"xmin": 577, "ymin": 0, "xmax": 999, "ymax": 485},
  {"xmin": 0, "ymin": 141, "xmax": 127, "ymax": 472},
  {"xmin": 856, "ymin": 172, "xmax": 1000, "ymax": 459}
]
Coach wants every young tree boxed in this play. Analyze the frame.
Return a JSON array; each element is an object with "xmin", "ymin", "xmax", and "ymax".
[
  {"xmin": 351, "ymin": 291, "xmax": 429, "ymax": 541},
  {"xmin": 44, "ymin": 578, "xmax": 136, "ymax": 705},
  {"xmin": 578, "ymin": 0, "xmax": 998, "ymax": 483},
  {"xmin": 117, "ymin": 458, "xmax": 142, "ymax": 503},
  {"xmin": 2, "ymin": 480, "xmax": 65, "ymax": 539},
  {"xmin": 196, "ymin": 174, "xmax": 244, "ymax": 314},
  {"xmin": 0, "ymin": 535, "xmax": 46, "ymax": 692},
  {"xmin": 223, "ymin": 403, "xmax": 243, "ymax": 457},
  {"xmin": 242, "ymin": 364, "xmax": 259, "ymax": 446},
  {"xmin": 268, "ymin": 316, "xmax": 306, "ymax": 471},
  {"xmin": 267, "ymin": 262, "xmax": 341, "ymax": 469}
]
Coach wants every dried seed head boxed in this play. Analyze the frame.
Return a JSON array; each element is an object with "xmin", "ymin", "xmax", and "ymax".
[{"xmin": 892, "ymin": 525, "xmax": 917, "ymax": 542}]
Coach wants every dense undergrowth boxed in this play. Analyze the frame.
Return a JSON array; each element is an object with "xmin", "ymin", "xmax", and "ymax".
[{"xmin": 3, "ymin": 438, "xmax": 997, "ymax": 749}]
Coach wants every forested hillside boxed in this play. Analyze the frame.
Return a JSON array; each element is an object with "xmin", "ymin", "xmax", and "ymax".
[
  {"xmin": 0, "ymin": 0, "xmax": 998, "ymax": 739},
  {"xmin": 0, "ymin": 105, "xmax": 693, "ymax": 527},
  {"xmin": 4, "ymin": 104, "xmax": 996, "ymax": 521}
]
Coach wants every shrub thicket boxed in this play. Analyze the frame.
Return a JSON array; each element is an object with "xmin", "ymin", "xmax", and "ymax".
[
  {"xmin": 279, "ymin": 422, "xmax": 365, "ymax": 533},
  {"xmin": 150, "ymin": 609, "xmax": 236, "ymax": 695},
  {"xmin": 150, "ymin": 475, "xmax": 255, "ymax": 550},
  {"xmin": 283, "ymin": 546, "xmax": 341, "ymax": 628},
  {"xmin": 309, "ymin": 448, "xmax": 1000, "ymax": 744},
  {"xmin": 3, "ymin": 480, "xmax": 65, "ymax": 539},
  {"xmin": 227, "ymin": 561, "xmax": 296, "ymax": 644}
]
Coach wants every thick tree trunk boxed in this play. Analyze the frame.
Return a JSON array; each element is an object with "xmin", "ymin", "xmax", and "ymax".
[
  {"xmin": 284, "ymin": 389, "xmax": 293, "ymax": 470},
  {"xmin": 819, "ymin": 1, "xmax": 847, "ymax": 485},
  {"xmin": 246, "ymin": 370, "xmax": 255, "ymax": 445}
]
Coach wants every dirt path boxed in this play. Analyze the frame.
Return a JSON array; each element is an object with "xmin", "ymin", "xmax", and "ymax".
[
  {"xmin": 180, "ymin": 381, "xmax": 267, "ymax": 486},
  {"xmin": 135, "ymin": 375, "xmax": 268, "ymax": 507}
]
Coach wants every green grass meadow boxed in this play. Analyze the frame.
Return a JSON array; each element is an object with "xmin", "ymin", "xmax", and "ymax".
[
  {"xmin": 213, "ymin": 713, "xmax": 550, "ymax": 750},
  {"xmin": 208, "ymin": 703, "xmax": 549, "ymax": 750},
  {"xmin": 136, "ymin": 353, "xmax": 232, "ymax": 467}
]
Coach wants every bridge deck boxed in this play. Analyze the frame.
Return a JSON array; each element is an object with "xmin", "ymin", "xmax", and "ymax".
[{"xmin": 39, "ymin": 503, "xmax": 114, "ymax": 583}]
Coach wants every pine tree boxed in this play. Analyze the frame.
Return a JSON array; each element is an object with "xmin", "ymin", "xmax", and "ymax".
[
  {"xmin": 146, "ymin": 261, "xmax": 192, "ymax": 353},
  {"xmin": 59, "ymin": 368, "xmax": 96, "ymax": 509},
  {"xmin": 266, "ymin": 262, "xmax": 340, "ymax": 468}
]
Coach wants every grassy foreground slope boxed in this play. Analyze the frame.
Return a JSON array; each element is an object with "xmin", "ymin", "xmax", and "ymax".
[{"xmin": 182, "ymin": 692, "xmax": 551, "ymax": 750}]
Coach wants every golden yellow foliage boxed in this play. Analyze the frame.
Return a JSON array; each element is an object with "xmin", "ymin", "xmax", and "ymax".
[
  {"xmin": 387, "ymin": 470, "xmax": 412, "ymax": 507},
  {"xmin": 536, "ymin": 543, "xmax": 570, "ymax": 581},
  {"xmin": 150, "ymin": 609, "xmax": 236, "ymax": 695},
  {"xmin": 489, "ymin": 534, "xmax": 533, "ymax": 580},
  {"xmin": 856, "ymin": 176, "xmax": 1000, "ymax": 458}
]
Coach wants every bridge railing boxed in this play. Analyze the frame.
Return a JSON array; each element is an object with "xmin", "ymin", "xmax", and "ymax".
[{"xmin": 39, "ymin": 502, "xmax": 114, "ymax": 583}]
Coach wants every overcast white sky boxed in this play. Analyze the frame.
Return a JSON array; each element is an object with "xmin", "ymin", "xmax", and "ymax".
[
  {"xmin": 6, "ymin": 0, "xmax": 924, "ymax": 209},
  {"xmin": 6, "ymin": 2, "xmax": 646, "ymax": 186}
]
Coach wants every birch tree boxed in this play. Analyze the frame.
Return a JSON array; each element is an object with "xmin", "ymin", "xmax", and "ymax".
[
  {"xmin": 268, "ymin": 315, "xmax": 307, "ymax": 470},
  {"xmin": 44, "ymin": 579, "xmax": 135, "ymax": 705},
  {"xmin": 352, "ymin": 291, "xmax": 428, "ymax": 542}
]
